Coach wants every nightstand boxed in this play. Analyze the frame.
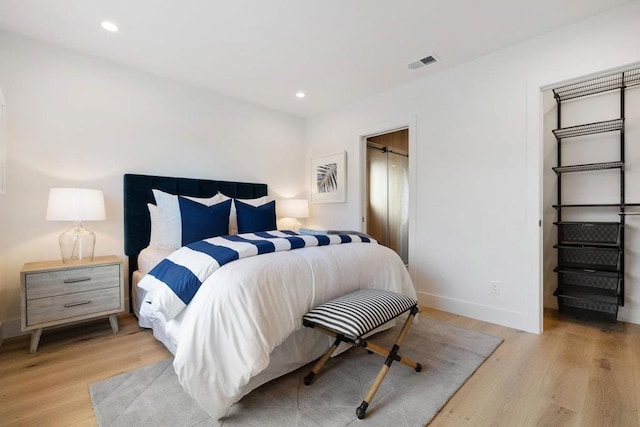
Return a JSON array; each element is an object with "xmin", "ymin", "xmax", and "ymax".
[{"xmin": 20, "ymin": 255, "xmax": 124, "ymax": 353}]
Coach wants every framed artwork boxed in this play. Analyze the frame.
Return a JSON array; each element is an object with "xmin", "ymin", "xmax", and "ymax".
[{"xmin": 311, "ymin": 151, "xmax": 346, "ymax": 203}]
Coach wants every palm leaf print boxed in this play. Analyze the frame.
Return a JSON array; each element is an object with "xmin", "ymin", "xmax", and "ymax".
[{"xmin": 317, "ymin": 162, "xmax": 338, "ymax": 193}]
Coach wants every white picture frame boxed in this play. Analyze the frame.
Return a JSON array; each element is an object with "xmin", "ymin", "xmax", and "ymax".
[{"xmin": 311, "ymin": 151, "xmax": 346, "ymax": 203}]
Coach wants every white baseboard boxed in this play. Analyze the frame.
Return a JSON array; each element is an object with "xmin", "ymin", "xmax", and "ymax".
[
  {"xmin": 543, "ymin": 292, "xmax": 558, "ymax": 310},
  {"xmin": 0, "ymin": 317, "xmax": 26, "ymax": 342},
  {"xmin": 417, "ymin": 291, "xmax": 539, "ymax": 333},
  {"xmin": 613, "ymin": 306, "xmax": 640, "ymax": 325}
]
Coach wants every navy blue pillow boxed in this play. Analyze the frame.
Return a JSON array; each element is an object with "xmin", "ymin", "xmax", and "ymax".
[
  {"xmin": 178, "ymin": 197, "xmax": 232, "ymax": 245},
  {"xmin": 235, "ymin": 199, "xmax": 277, "ymax": 234}
]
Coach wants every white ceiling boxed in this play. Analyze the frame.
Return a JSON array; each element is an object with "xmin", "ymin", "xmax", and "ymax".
[{"xmin": 0, "ymin": 0, "xmax": 635, "ymax": 117}]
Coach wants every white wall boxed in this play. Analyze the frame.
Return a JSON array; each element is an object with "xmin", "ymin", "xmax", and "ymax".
[
  {"xmin": 306, "ymin": 2, "xmax": 640, "ymax": 333},
  {"xmin": 0, "ymin": 31, "xmax": 306, "ymax": 338}
]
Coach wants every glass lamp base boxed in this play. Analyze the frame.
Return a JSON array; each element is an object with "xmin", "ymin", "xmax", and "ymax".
[
  {"xmin": 280, "ymin": 218, "xmax": 301, "ymax": 232},
  {"xmin": 59, "ymin": 224, "xmax": 96, "ymax": 263}
]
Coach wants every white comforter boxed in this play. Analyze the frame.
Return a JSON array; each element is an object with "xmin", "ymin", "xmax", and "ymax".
[{"xmin": 148, "ymin": 242, "xmax": 415, "ymax": 419}]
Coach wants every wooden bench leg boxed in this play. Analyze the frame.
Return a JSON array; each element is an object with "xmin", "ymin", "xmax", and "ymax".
[
  {"xmin": 364, "ymin": 341, "xmax": 422, "ymax": 372},
  {"xmin": 357, "ymin": 306, "xmax": 421, "ymax": 419},
  {"xmin": 304, "ymin": 335, "xmax": 343, "ymax": 386}
]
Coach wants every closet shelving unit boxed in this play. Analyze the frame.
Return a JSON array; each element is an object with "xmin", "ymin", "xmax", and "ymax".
[{"xmin": 552, "ymin": 67, "xmax": 640, "ymax": 322}]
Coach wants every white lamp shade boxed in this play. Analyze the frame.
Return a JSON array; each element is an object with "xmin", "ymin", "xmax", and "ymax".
[
  {"xmin": 46, "ymin": 188, "xmax": 106, "ymax": 222},
  {"xmin": 278, "ymin": 198, "xmax": 309, "ymax": 219}
]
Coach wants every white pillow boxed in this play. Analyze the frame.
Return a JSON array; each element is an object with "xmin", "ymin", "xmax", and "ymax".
[
  {"xmin": 217, "ymin": 193, "xmax": 268, "ymax": 234},
  {"xmin": 182, "ymin": 194, "xmax": 225, "ymax": 206},
  {"xmin": 149, "ymin": 189, "xmax": 225, "ymax": 249},
  {"xmin": 148, "ymin": 203, "xmax": 175, "ymax": 250}
]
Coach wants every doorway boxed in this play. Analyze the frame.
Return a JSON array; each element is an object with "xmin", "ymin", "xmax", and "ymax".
[{"xmin": 365, "ymin": 128, "xmax": 409, "ymax": 264}]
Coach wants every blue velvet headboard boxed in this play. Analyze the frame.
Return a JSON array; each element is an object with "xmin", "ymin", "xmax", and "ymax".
[{"xmin": 123, "ymin": 173, "xmax": 268, "ymax": 311}]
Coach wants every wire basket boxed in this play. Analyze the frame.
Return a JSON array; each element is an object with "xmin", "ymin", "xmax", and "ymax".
[
  {"xmin": 557, "ymin": 246, "xmax": 621, "ymax": 271},
  {"xmin": 557, "ymin": 269, "xmax": 620, "ymax": 292},
  {"xmin": 558, "ymin": 295, "xmax": 618, "ymax": 317},
  {"xmin": 556, "ymin": 222, "xmax": 621, "ymax": 246}
]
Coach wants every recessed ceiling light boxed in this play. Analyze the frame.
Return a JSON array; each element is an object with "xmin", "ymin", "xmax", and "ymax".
[
  {"xmin": 101, "ymin": 21, "xmax": 119, "ymax": 32},
  {"xmin": 295, "ymin": 91, "xmax": 306, "ymax": 98}
]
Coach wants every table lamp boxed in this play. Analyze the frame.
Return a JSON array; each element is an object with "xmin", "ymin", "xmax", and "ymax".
[
  {"xmin": 46, "ymin": 188, "xmax": 105, "ymax": 263},
  {"xmin": 278, "ymin": 198, "xmax": 309, "ymax": 231}
]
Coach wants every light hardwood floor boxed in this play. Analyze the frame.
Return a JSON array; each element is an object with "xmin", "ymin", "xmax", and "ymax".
[{"xmin": 1, "ymin": 308, "xmax": 639, "ymax": 426}]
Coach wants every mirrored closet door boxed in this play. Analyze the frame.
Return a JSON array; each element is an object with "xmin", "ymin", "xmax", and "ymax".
[{"xmin": 366, "ymin": 129, "xmax": 409, "ymax": 265}]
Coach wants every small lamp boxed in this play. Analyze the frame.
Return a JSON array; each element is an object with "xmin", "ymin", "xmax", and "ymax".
[
  {"xmin": 46, "ymin": 188, "xmax": 105, "ymax": 263},
  {"xmin": 278, "ymin": 198, "xmax": 309, "ymax": 231}
]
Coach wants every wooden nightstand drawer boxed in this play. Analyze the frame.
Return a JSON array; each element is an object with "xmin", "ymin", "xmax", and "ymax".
[
  {"xmin": 26, "ymin": 287, "xmax": 121, "ymax": 326},
  {"xmin": 25, "ymin": 264, "xmax": 120, "ymax": 300}
]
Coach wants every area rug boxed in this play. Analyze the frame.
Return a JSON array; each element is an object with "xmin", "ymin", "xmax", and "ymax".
[{"xmin": 90, "ymin": 316, "xmax": 502, "ymax": 426}]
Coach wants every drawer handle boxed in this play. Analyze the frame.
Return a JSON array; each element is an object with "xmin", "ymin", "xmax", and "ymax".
[
  {"xmin": 63, "ymin": 277, "xmax": 91, "ymax": 284},
  {"xmin": 64, "ymin": 300, "xmax": 92, "ymax": 308}
]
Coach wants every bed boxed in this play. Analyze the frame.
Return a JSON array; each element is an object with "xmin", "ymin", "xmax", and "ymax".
[{"xmin": 123, "ymin": 173, "xmax": 416, "ymax": 419}]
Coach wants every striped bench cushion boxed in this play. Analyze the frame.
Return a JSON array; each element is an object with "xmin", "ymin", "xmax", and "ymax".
[{"xmin": 303, "ymin": 289, "xmax": 417, "ymax": 339}]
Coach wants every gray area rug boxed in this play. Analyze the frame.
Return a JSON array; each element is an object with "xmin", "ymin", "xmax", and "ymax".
[{"xmin": 90, "ymin": 316, "xmax": 502, "ymax": 426}]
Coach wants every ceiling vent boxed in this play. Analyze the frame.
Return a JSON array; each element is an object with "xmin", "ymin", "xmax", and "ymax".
[{"xmin": 408, "ymin": 55, "xmax": 437, "ymax": 70}]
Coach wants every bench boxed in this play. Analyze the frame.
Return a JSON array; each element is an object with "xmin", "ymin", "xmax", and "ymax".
[{"xmin": 302, "ymin": 288, "xmax": 422, "ymax": 419}]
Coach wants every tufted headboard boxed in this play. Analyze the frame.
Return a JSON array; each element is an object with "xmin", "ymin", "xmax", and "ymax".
[{"xmin": 123, "ymin": 173, "xmax": 268, "ymax": 310}]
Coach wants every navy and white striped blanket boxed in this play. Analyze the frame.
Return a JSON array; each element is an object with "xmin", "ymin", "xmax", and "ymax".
[{"xmin": 138, "ymin": 230, "xmax": 375, "ymax": 320}]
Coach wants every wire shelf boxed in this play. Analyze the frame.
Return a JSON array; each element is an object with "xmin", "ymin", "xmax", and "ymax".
[
  {"xmin": 552, "ymin": 118, "xmax": 623, "ymax": 140},
  {"xmin": 553, "ymin": 203, "xmax": 622, "ymax": 209},
  {"xmin": 553, "ymin": 203, "xmax": 640, "ymax": 209},
  {"xmin": 553, "ymin": 67, "xmax": 640, "ymax": 101},
  {"xmin": 553, "ymin": 161, "xmax": 623, "ymax": 174}
]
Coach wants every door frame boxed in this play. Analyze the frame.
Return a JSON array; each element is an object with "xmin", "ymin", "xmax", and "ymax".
[
  {"xmin": 535, "ymin": 61, "xmax": 640, "ymax": 331},
  {"xmin": 357, "ymin": 117, "xmax": 417, "ymax": 280}
]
